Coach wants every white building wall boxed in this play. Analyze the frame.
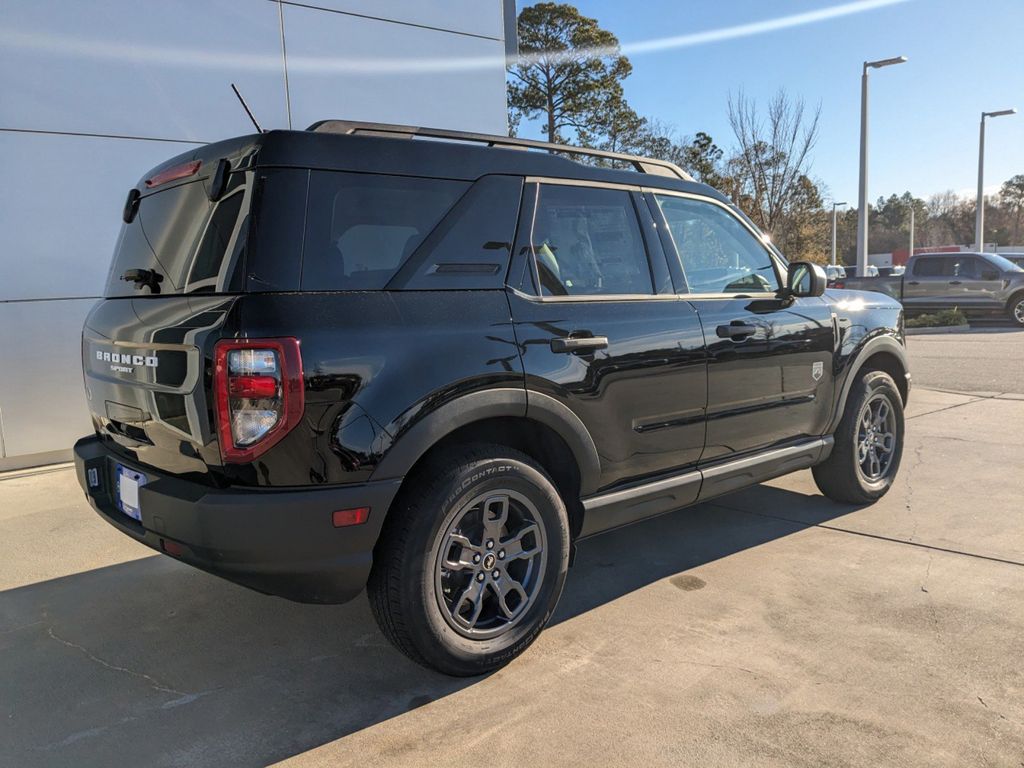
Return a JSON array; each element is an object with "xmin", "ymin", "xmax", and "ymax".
[{"xmin": 0, "ymin": 0, "xmax": 514, "ymax": 469}]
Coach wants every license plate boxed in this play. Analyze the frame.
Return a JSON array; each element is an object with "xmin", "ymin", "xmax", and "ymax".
[{"xmin": 116, "ymin": 465, "xmax": 147, "ymax": 522}]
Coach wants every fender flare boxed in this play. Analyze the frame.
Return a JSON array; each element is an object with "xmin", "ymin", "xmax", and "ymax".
[
  {"xmin": 828, "ymin": 334, "xmax": 909, "ymax": 433},
  {"xmin": 370, "ymin": 388, "xmax": 602, "ymax": 496}
]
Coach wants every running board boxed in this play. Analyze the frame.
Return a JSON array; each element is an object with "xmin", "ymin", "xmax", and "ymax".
[{"xmin": 579, "ymin": 437, "xmax": 833, "ymax": 538}]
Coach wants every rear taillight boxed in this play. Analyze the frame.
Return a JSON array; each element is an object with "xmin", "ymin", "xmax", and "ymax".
[
  {"xmin": 834, "ymin": 281, "xmax": 845, "ymax": 289},
  {"xmin": 214, "ymin": 339, "xmax": 304, "ymax": 463}
]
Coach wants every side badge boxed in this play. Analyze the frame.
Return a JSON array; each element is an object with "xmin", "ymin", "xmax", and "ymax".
[{"xmin": 812, "ymin": 361, "xmax": 824, "ymax": 381}]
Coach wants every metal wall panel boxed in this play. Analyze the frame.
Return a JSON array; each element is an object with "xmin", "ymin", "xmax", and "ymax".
[
  {"xmin": 282, "ymin": 4, "xmax": 508, "ymax": 134},
  {"xmin": 279, "ymin": 0, "xmax": 504, "ymax": 40},
  {"xmin": 0, "ymin": 0, "xmax": 288, "ymax": 141},
  {"xmin": 0, "ymin": 299, "xmax": 97, "ymax": 457},
  {"xmin": 0, "ymin": 132, "xmax": 202, "ymax": 302}
]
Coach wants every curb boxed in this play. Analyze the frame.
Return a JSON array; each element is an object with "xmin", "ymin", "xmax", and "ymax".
[{"xmin": 905, "ymin": 325, "xmax": 971, "ymax": 336}]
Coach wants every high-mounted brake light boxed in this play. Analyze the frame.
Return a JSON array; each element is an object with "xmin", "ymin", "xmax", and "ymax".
[
  {"xmin": 214, "ymin": 338, "xmax": 304, "ymax": 463},
  {"xmin": 145, "ymin": 160, "xmax": 202, "ymax": 189}
]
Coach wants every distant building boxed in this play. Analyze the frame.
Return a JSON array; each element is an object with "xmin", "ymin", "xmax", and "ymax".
[{"xmin": 0, "ymin": 0, "xmax": 517, "ymax": 470}]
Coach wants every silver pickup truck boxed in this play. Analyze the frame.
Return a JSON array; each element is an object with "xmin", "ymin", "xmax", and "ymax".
[{"xmin": 838, "ymin": 252, "xmax": 1024, "ymax": 326}]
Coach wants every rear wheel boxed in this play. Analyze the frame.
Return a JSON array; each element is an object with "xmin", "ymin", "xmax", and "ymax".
[
  {"xmin": 813, "ymin": 370, "xmax": 904, "ymax": 504},
  {"xmin": 368, "ymin": 445, "xmax": 570, "ymax": 676},
  {"xmin": 1008, "ymin": 293, "xmax": 1024, "ymax": 327}
]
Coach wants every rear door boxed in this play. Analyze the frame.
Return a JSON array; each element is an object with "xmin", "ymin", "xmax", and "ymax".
[
  {"xmin": 904, "ymin": 256, "xmax": 954, "ymax": 309},
  {"xmin": 648, "ymin": 191, "xmax": 836, "ymax": 463},
  {"xmin": 507, "ymin": 180, "xmax": 707, "ymax": 495}
]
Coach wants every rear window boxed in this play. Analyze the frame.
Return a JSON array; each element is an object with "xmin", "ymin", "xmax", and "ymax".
[
  {"xmin": 105, "ymin": 174, "xmax": 250, "ymax": 297},
  {"xmin": 300, "ymin": 171, "xmax": 469, "ymax": 290}
]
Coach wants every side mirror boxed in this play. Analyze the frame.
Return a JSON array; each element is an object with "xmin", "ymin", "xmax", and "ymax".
[{"xmin": 783, "ymin": 261, "xmax": 827, "ymax": 298}]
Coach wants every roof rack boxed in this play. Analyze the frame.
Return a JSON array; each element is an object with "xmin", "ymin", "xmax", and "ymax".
[{"xmin": 307, "ymin": 119, "xmax": 694, "ymax": 181}]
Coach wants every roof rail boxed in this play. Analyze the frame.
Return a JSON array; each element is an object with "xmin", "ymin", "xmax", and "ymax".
[{"xmin": 307, "ymin": 119, "xmax": 694, "ymax": 182}]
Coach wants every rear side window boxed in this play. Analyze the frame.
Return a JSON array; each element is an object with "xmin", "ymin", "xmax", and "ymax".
[
  {"xmin": 300, "ymin": 172, "xmax": 469, "ymax": 291},
  {"xmin": 105, "ymin": 175, "xmax": 250, "ymax": 297},
  {"xmin": 527, "ymin": 184, "xmax": 653, "ymax": 297}
]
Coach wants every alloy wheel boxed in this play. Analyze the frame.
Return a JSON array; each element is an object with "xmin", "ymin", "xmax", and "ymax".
[
  {"xmin": 433, "ymin": 490, "xmax": 547, "ymax": 640},
  {"xmin": 856, "ymin": 393, "xmax": 897, "ymax": 482}
]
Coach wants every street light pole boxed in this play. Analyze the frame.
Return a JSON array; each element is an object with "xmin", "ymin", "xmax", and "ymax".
[
  {"xmin": 831, "ymin": 201, "xmax": 847, "ymax": 266},
  {"xmin": 908, "ymin": 205, "xmax": 914, "ymax": 266},
  {"xmin": 856, "ymin": 56, "xmax": 907, "ymax": 277},
  {"xmin": 975, "ymin": 108, "xmax": 1017, "ymax": 251}
]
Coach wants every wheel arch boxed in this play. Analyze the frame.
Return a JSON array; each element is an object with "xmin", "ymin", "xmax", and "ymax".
[
  {"xmin": 828, "ymin": 335, "xmax": 910, "ymax": 434},
  {"xmin": 370, "ymin": 389, "xmax": 601, "ymax": 538}
]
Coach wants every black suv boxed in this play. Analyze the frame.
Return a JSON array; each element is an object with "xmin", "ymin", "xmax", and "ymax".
[{"xmin": 74, "ymin": 121, "xmax": 910, "ymax": 676}]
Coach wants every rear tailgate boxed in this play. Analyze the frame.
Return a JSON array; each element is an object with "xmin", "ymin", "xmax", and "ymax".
[
  {"xmin": 82, "ymin": 139, "xmax": 260, "ymax": 479},
  {"xmin": 84, "ymin": 295, "xmax": 235, "ymax": 478}
]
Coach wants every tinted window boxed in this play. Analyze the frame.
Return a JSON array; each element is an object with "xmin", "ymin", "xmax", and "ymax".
[
  {"xmin": 187, "ymin": 191, "xmax": 246, "ymax": 290},
  {"xmin": 393, "ymin": 175, "xmax": 523, "ymax": 290},
  {"xmin": 105, "ymin": 178, "xmax": 250, "ymax": 297},
  {"xmin": 529, "ymin": 184, "xmax": 653, "ymax": 296},
  {"xmin": 300, "ymin": 172, "xmax": 469, "ymax": 291},
  {"xmin": 913, "ymin": 257, "xmax": 949, "ymax": 276},
  {"xmin": 655, "ymin": 195, "xmax": 779, "ymax": 294}
]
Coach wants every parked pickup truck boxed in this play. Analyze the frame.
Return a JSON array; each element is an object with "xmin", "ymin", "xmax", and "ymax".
[{"xmin": 838, "ymin": 252, "xmax": 1024, "ymax": 326}]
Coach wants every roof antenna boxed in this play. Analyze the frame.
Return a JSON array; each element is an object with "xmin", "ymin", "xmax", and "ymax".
[{"xmin": 231, "ymin": 83, "xmax": 264, "ymax": 133}]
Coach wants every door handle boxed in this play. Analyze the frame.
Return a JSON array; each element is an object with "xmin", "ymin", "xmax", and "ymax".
[
  {"xmin": 948, "ymin": 280, "xmax": 962, "ymax": 285},
  {"xmin": 716, "ymin": 322, "xmax": 758, "ymax": 340},
  {"xmin": 550, "ymin": 335, "xmax": 609, "ymax": 354},
  {"xmin": 907, "ymin": 280, "xmax": 920, "ymax": 286}
]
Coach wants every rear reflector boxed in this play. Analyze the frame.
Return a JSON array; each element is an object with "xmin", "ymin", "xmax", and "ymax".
[
  {"xmin": 333, "ymin": 507, "xmax": 370, "ymax": 528},
  {"xmin": 161, "ymin": 538, "xmax": 184, "ymax": 557},
  {"xmin": 145, "ymin": 160, "xmax": 202, "ymax": 188}
]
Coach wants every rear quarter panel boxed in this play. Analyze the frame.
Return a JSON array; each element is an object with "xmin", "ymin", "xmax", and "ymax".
[{"xmin": 229, "ymin": 291, "xmax": 524, "ymax": 487}]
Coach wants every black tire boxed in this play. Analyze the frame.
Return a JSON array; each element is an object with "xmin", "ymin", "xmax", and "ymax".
[
  {"xmin": 1008, "ymin": 293, "xmax": 1024, "ymax": 327},
  {"xmin": 367, "ymin": 444, "xmax": 570, "ymax": 676},
  {"xmin": 813, "ymin": 370, "xmax": 904, "ymax": 505}
]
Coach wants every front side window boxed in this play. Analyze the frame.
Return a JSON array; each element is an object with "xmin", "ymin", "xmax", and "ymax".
[
  {"xmin": 529, "ymin": 184, "xmax": 653, "ymax": 297},
  {"xmin": 913, "ymin": 257, "xmax": 949, "ymax": 277},
  {"xmin": 654, "ymin": 195, "xmax": 779, "ymax": 294}
]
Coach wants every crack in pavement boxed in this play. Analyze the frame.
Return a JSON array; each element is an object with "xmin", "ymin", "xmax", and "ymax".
[
  {"xmin": 713, "ymin": 503, "xmax": 1024, "ymax": 569},
  {"xmin": 46, "ymin": 627, "xmax": 190, "ymax": 697}
]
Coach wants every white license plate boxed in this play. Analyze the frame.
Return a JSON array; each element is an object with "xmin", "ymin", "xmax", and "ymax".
[{"xmin": 116, "ymin": 465, "xmax": 147, "ymax": 522}]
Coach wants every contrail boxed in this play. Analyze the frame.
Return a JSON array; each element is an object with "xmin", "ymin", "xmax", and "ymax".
[{"xmin": 0, "ymin": 0, "xmax": 909, "ymax": 75}]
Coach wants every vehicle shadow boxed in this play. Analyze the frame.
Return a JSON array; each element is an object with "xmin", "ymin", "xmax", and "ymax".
[{"xmin": 0, "ymin": 483, "xmax": 856, "ymax": 767}]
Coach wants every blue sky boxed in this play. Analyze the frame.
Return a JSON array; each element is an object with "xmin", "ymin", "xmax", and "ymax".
[{"xmin": 515, "ymin": 0, "xmax": 1024, "ymax": 205}]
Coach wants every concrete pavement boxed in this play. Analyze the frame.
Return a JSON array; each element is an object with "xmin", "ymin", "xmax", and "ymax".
[
  {"xmin": 1, "ymin": 387, "xmax": 1022, "ymax": 767},
  {"xmin": 906, "ymin": 327, "xmax": 1024, "ymax": 395}
]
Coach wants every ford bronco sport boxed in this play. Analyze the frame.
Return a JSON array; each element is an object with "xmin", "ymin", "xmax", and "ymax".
[{"xmin": 74, "ymin": 121, "xmax": 910, "ymax": 676}]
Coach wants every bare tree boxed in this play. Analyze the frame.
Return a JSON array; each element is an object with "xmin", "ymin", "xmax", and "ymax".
[{"xmin": 727, "ymin": 89, "xmax": 821, "ymax": 235}]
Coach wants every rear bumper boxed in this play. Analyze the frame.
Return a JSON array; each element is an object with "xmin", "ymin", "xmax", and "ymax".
[{"xmin": 73, "ymin": 436, "xmax": 401, "ymax": 604}]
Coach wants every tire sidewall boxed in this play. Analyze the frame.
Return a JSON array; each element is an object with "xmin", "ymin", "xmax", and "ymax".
[
  {"xmin": 401, "ymin": 455, "xmax": 569, "ymax": 674},
  {"xmin": 1010, "ymin": 295, "xmax": 1024, "ymax": 327},
  {"xmin": 847, "ymin": 372, "xmax": 904, "ymax": 497}
]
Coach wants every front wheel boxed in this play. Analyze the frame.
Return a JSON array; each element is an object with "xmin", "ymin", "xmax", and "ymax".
[
  {"xmin": 813, "ymin": 370, "xmax": 905, "ymax": 504},
  {"xmin": 368, "ymin": 445, "xmax": 570, "ymax": 676},
  {"xmin": 1008, "ymin": 294, "xmax": 1024, "ymax": 327}
]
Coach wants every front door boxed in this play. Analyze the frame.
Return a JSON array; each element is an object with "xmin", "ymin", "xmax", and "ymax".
[
  {"xmin": 508, "ymin": 181, "xmax": 708, "ymax": 493},
  {"xmin": 954, "ymin": 255, "xmax": 1004, "ymax": 308},
  {"xmin": 648, "ymin": 192, "xmax": 836, "ymax": 462}
]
